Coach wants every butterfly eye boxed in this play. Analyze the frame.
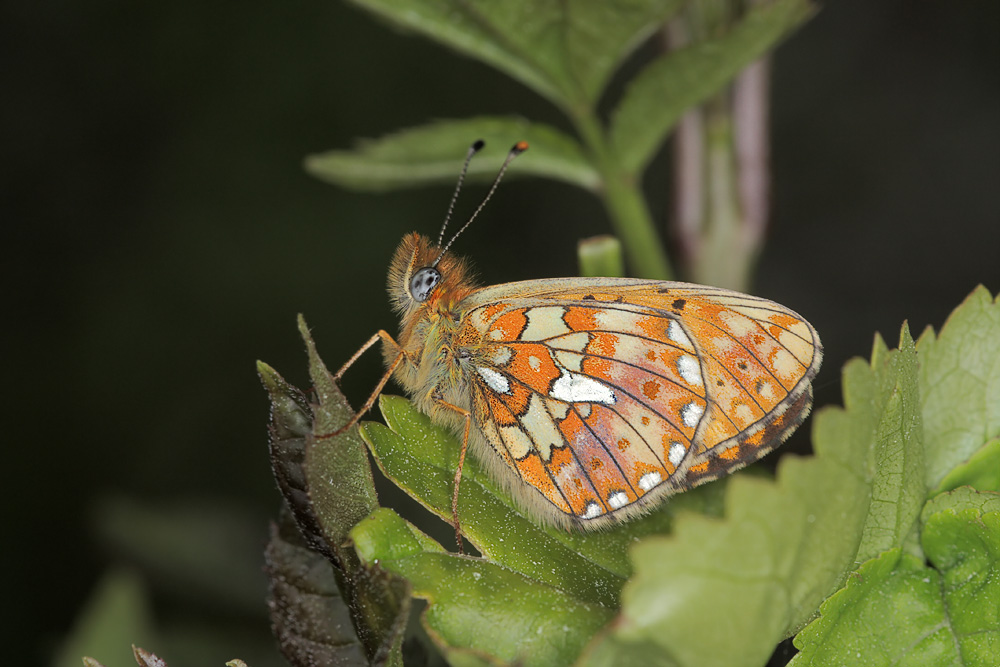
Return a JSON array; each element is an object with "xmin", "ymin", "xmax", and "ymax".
[{"xmin": 409, "ymin": 267, "xmax": 441, "ymax": 302}]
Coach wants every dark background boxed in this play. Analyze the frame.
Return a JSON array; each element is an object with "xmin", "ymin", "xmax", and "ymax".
[{"xmin": 4, "ymin": 1, "xmax": 998, "ymax": 665}]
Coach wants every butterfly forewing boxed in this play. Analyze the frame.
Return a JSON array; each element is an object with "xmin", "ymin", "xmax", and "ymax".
[{"xmin": 460, "ymin": 279, "xmax": 822, "ymax": 528}]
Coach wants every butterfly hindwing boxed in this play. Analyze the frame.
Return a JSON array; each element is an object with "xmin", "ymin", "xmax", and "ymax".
[{"xmin": 462, "ymin": 280, "xmax": 822, "ymax": 528}]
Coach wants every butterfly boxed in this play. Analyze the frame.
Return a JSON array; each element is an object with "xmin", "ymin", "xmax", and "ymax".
[{"xmin": 335, "ymin": 140, "xmax": 822, "ymax": 541}]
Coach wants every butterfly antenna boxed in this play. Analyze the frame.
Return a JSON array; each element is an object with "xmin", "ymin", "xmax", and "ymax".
[
  {"xmin": 436, "ymin": 139, "xmax": 486, "ymax": 248},
  {"xmin": 433, "ymin": 141, "xmax": 528, "ymax": 267}
]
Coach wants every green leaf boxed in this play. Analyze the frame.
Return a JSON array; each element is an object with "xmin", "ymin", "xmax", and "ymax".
[
  {"xmin": 345, "ymin": 0, "xmax": 684, "ymax": 109},
  {"xmin": 582, "ymin": 327, "xmax": 925, "ymax": 667},
  {"xmin": 853, "ymin": 327, "xmax": 925, "ymax": 562},
  {"xmin": 917, "ymin": 286, "xmax": 1000, "ymax": 490},
  {"xmin": 362, "ymin": 395, "xmax": 726, "ymax": 608},
  {"xmin": 56, "ymin": 569, "xmax": 154, "ymax": 667},
  {"xmin": 791, "ymin": 487, "xmax": 1000, "ymax": 666},
  {"xmin": 577, "ymin": 235, "xmax": 625, "ymax": 278},
  {"xmin": 790, "ymin": 549, "xmax": 958, "ymax": 666},
  {"xmin": 611, "ymin": 0, "xmax": 814, "ymax": 174},
  {"xmin": 920, "ymin": 487, "xmax": 1000, "ymax": 665},
  {"xmin": 305, "ymin": 118, "xmax": 599, "ymax": 192},
  {"xmin": 351, "ymin": 509, "xmax": 616, "ymax": 667},
  {"xmin": 935, "ymin": 438, "xmax": 1000, "ymax": 495}
]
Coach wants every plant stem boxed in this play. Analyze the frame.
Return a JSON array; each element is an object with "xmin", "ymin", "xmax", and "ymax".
[
  {"xmin": 602, "ymin": 171, "xmax": 673, "ymax": 280},
  {"xmin": 666, "ymin": 3, "xmax": 774, "ymax": 291},
  {"xmin": 697, "ymin": 98, "xmax": 750, "ymax": 290},
  {"xmin": 574, "ymin": 113, "xmax": 674, "ymax": 280}
]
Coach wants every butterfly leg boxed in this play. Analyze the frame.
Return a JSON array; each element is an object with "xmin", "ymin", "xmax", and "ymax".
[
  {"xmin": 334, "ymin": 330, "xmax": 396, "ymax": 380},
  {"xmin": 434, "ymin": 398, "xmax": 472, "ymax": 555},
  {"xmin": 322, "ymin": 330, "xmax": 405, "ymax": 438}
]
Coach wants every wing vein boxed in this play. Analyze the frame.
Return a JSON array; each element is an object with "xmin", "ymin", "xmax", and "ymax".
[
  {"xmin": 572, "ymin": 405, "xmax": 640, "ymax": 499},
  {"xmin": 599, "ymin": 403, "xmax": 668, "ymax": 468}
]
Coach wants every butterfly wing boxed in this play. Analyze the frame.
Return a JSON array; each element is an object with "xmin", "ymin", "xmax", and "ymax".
[{"xmin": 457, "ymin": 279, "xmax": 822, "ymax": 528}]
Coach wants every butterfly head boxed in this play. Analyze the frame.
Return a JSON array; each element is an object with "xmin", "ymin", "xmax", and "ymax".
[
  {"xmin": 386, "ymin": 140, "xmax": 524, "ymax": 322},
  {"xmin": 387, "ymin": 233, "xmax": 476, "ymax": 318}
]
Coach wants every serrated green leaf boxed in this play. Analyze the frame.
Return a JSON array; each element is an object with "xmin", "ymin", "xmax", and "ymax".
[
  {"xmin": 917, "ymin": 286, "xmax": 1000, "ymax": 490},
  {"xmin": 57, "ymin": 569, "xmax": 154, "ymax": 667},
  {"xmin": 789, "ymin": 549, "xmax": 958, "ymax": 666},
  {"xmin": 920, "ymin": 487, "xmax": 1000, "ymax": 664},
  {"xmin": 921, "ymin": 482, "xmax": 1000, "ymax": 519},
  {"xmin": 611, "ymin": 0, "xmax": 813, "ymax": 174},
  {"xmin": 854, "ymin": 326, "xmax": 925, "ymax": 562},
  {"xmin": 791, "ymin": 487, "xmax": 1000, "ymax": 666},
  {"xmin": 352, "ymin": 509, "xmax": 616, "ymax": 667},
  {"xmin": 577, "ymin": 235, "xmax": 625, "ymax": 278},
  {"xmin": 935, "ymin": 438, "xmax": 1000, "ymax": 494},
  {"xmin": 361, "ymin": 395, "xmax": 726, "ymax": 609},
  {"xmin": 584, "ymin": 327, "xmax": 926, "ymax": 667},
  {"xmin": 345, "ymin": 0, "xmax": 683, "ymax": 109},
  {"xmin": 306, "ymin": 118, "xmax": 598, "ymax": 192}
]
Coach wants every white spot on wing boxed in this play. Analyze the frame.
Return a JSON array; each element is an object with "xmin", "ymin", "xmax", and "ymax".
[
  {"xmin": 490, "ymin": 346, "xmax": 512, "ymax": 366},
  {"xmin": 681, "ymin": 401, "xmax": 704, "ymax": 428},
  {"xmin": 757, "ymin": 380, "xmax": 775, "ymax": 400},
  {"xmin": 772, "ymin": 348, "xmax": 803, "ymax": 380},
  {"xmin": 550, "ymin": 370, "xmax": 616, "ymax": 404},
  {"xmin": 528, "ymin": 355, "xmax": 542, "ymax": 372},
  {"xmin": 477, "ymin": 367, "xmax": 510, "ymax": 394},
  {"xmin": 608, "ymin": 491, "xmax": 629, "ymax": 509},
  {"xmin": 580, "ymin": 502, "xmax": 602, "ymax": 519},
  {"xmin": 638, "ymin": 471, "xmax": 662, "ymax": 491},
  {"xmin": 668, "ymin": 442, "xmax": 686, "ymax": 466},
  {"xmin": 677, "ymin": 354, "xmax": 702, "ymax": 387},
  {"xmin": 668, "ymin": 320, "xmax": 693, "ymax": 349}
]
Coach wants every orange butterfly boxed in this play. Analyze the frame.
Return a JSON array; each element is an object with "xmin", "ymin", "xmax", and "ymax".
[{"xmin": 335, "ymin": 141, "xmax": 822, "ymax": 541}]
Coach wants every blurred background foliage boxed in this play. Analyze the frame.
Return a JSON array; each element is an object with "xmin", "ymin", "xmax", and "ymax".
[{"xmin": 3, "ymin": 1, "xmax": 998, "ymax": 665}]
